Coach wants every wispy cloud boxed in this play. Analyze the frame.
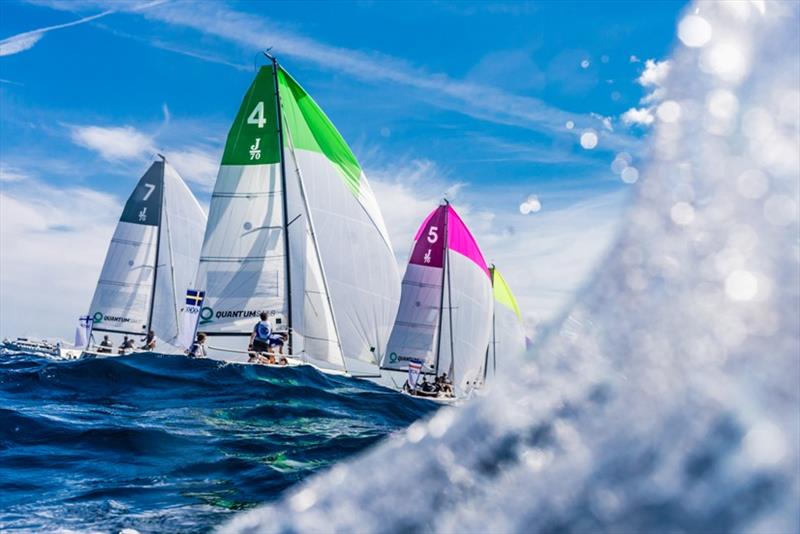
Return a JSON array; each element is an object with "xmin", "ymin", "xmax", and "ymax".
[
  {"xmin": 0, "ymin": 8, "xmax": 114, "ymax": 56},
  {"xmin": 35, "ymin": 0, "xmax": 633, "ymax": 149},
  {"xmin": 69, "ymin": 124, "xmax": 155, "ymax": 161}
]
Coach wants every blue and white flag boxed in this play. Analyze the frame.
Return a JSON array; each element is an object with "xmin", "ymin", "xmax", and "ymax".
[
  {"xmin": 178, "ymin": 289, "xmax": 205, "ymax": 350},
  {"xmin": 407, "ymin": 360, "xmax": 423, "ymax": 391},
  {"xmin": 74, "ymin": 315, "xmax": 93, "ymax": 349}
]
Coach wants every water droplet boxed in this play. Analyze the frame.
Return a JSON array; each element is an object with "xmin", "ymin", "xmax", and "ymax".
[
  {"xmin": 565, "ymin": 120, "xmax": 575, "ymax": 130},
  {"xmin": 290, "ymin": 488, "xmax": 317, "ymax": 512},
  {"xmin": 581, "ymin": 59, "xmax": 590, "ymax": 69},
  {"xmin": 764, "ymin": 194, "xmax": 798, "ymax": 226},
  {"xmin": 736, "ymin": 169, "xmax": 769, "ymax": 199},
  {"xmin": 707, "ymin": 89, "xmax": 739, "ymax": 119},
  {"xmin": 725, "ymin": 269, "xmax": 758, "ymax": 301},
  {"xmin": 621, "ymin": 166, "xmax": 639, "ymax": 184},
  {"xmin": 580, "ymin": 130, "xmax": 598, "ymax": 150},
  {"xmin": 678, "ymin": 15, "xmax": 712, "ymax": 47},
  {"xmin": 657, "ymin": 100, "xmax": 682, "ymax": 123},
  {"xmin": 743, "ymin": 422, "xmax": 787, "ymax": 467},
  {"xmin": 670, "ymin": 202, "xmax": 695, "ymax": 225}
]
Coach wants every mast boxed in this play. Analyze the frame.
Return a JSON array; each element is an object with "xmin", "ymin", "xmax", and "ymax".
[
  {"xmin": 146, "ymin": 157, "xmax": 166, "ymax": 336},
  {"xmin": 433, "ymin": 200, "xmax": 449, "ymax": 376},
  {"xmin": 446, "ymin": 211, "xmax": 455, "ymax": 381},
  {"xmin": 483, "ymin": 265, "xmax": 497, "ymax": 382},
  {"xmin": 266, "ymin": 52, "xmax": 293, "ymax": 353}
]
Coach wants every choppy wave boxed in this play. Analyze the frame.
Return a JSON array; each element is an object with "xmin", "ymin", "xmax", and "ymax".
[
  {"xmin": 225, "ymin": 2, "xmax": 800, "ymax": 533},
  {"xmin": 0, "ymin": 351, "xmax": 434, "ymax": 532}
]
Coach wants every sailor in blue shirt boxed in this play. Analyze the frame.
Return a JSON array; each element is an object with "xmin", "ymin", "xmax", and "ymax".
[{"xmin": 249, "ymin": 312, "xmax": 272, "ymax": 355}]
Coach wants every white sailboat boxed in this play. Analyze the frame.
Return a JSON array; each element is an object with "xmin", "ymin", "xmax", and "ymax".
[
  {"xmin": 378, "ymin": 201, "xmax": 494, "ymax": 401},
  {"xmin": 84, "ymin": 156, "xmax": 207, "ymax": 356},
  {"xmin": 482, "ymin": 265, "xmax": 527, "ymax": 383},
  {"xmin": 194, "ymin": 55, "xmax": 400, "ymax": 376}
]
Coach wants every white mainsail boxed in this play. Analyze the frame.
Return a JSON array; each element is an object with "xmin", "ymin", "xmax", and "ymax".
[
  {"xmin": 194, "ymin": 59, "xmax": 400, "ymax": 372},
  {"xmin": 382, "ymin": 203, "xmax": 494, "ymax": 397},
  {"xmin": 87, "ymin": 158, "xmax": 206, "ymax": 351}
]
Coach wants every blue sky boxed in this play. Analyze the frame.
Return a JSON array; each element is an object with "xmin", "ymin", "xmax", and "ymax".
[{"xmin": 0, "ymin": 0, "xmax": 687, "ymax": 339}]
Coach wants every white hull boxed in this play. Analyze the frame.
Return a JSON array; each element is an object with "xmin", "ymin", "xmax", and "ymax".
[{"xmin": 366, "ymin": 368, "xmax": 473, "ymax": 404}]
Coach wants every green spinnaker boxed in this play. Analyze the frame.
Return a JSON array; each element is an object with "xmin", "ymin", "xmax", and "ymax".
[{"xmin": 277, "ymin": 67, "xmax": 362, "ymax": 196}]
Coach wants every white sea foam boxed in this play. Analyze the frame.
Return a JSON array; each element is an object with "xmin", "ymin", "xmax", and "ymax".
[{"xmin": 222, "ymin": 2, "xmax": 800, "ymax": 532}]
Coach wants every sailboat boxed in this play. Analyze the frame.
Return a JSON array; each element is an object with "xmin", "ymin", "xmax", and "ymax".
[
  {"xmin": 194, "ymin": 55, "xmax": 400, "ymax": 376},
  {"xmin": 83, "ymin": 156, "xmax": 207, "ymax": 356},
  {"xmin": 482, "ymin": 265, "xmax": 527, "ymax": 383},
  {"xmin": 379, "ymin": 201, "xmax": 494, "ymax": 401}
]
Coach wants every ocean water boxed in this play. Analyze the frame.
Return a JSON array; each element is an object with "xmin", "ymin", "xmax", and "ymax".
[
  {"xmin": 0, "ymin": 351, "xmax": 434, "ymax": 532},
  {"xmin": 225, "ymin": 2, "xmax": 800, "ymax": 533}
]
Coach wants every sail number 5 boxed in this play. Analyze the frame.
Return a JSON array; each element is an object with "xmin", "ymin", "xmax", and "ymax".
[
  {"xmin": 247, "ymin": 101, "xmax": 267, "ymax": 128},
  {"xmin": 427, "ymin": 226, "xmax": 439, "ymax": 244}
]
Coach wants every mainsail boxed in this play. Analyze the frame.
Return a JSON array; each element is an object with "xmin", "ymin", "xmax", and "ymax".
[
  {"xmin": 382, "ymin": 203, "xmax": 493, "ymax": 396},
  {"xmin": 88, "ymin": 158, "xmax": 206, "ymax": 350},
  {"xmin": 484, "ymin": 266, "xmax": 527, "ymax": 381},
  {"xmin": 195, "ymin": 59, "xmax": 400, "ymax": 372}
]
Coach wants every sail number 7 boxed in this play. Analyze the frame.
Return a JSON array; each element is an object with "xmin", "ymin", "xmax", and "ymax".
[
  {"xmin": 142, "ymin": 183, "xmax": 156, "ymax": 201},
  {"xmin": 247, "ymin": 101, "xmax": 267, "ymax": 128}
]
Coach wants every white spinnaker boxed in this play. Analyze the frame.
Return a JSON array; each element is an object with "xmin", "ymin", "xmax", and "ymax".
[
  {"xmin": 284, "ymin": 143, "xmax": 347, "ymax": 371},
  {"xmin": 437, "ymin": 250, "xmax": 494, "ymax": 396},
  {"xmin": 195, "ymin": 163, "xmax": 288, "ymax": 334},
  {"xmin": 150, "ymin": 162, "xmax": 207, "ymax": 348},
  {"xmin": 290, "ymin": 149, "xmax": 401, "ymax": 371},
  {"xmin": 383, "ymin": 263, "xmax": 443, "ymax": 373},
  {"xmin": 490, "ymin": 298, "xmax": 526, "ymax": 376},
  {"xmin": 88, "ymin": 162, "xmax": 162, "ymax": 335}
]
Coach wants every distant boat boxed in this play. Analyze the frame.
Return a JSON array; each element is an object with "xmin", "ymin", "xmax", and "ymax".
[
  {"xmin": 84, "ymin": 156, "xmax": 206, "ymax": 355},
  {"xmin": 194, "ymin": 56, "xmax": 400, "ymax": 375},
  {"xmin": 378, "ymin": 201, "xmax": 494, "ymax": 400},
  {"xmin": 483, "ymin": 265, "xmax": 527, "ymax": 382}
]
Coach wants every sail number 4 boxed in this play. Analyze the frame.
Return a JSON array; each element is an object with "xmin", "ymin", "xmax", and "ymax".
[{"xmin": 247, "ymin": 101, "xmax": 267, "ymax": 128}]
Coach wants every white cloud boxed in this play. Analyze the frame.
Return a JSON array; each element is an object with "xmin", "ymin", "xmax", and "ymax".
[
  {"xmin": 619, "ymin": 59, "xmax": 671, "ymax": 128},
  {"xmin": 167, "ymin": 146, "xmax": 220, "ymax": 190},
  {"xmin": 0, "ymin": 179, "xmax": 120, "ymax": 340},
  {"xmin": 0, "ymin": 165, "xmax": 30, "ymax": 182},
  {"xmin": 629, "ymin": 55, "xmax": 641, "ymax": 63},
  {"xmin": 70, "ymin": 124, "xmax": 155, "ymax": 161},
  {"xmin": 621, "ymin": 107, "xmax": 655, "ymax": 126},
  {"xmin": 0, "ymin": 9, "xmax": 114, "ymax": 56},
  {"xmin": 638, "ymin": 59, "xmax": 672, "ymax": 87}
]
